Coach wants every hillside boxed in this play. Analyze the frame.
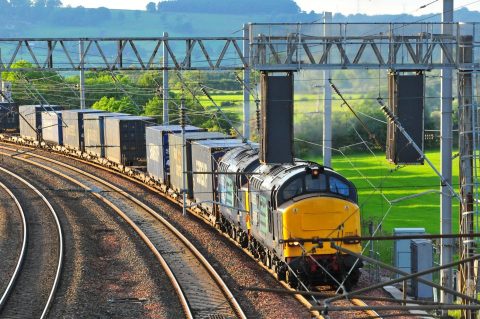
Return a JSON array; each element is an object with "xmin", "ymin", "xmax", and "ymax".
[{"xmin": 1, "ymin": 2, "xmax": 479, "ymax": 38}]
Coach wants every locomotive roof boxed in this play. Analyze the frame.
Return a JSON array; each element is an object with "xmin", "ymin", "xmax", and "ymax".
[
  {"xmin": 250, "ymin": 160, "xmax": 337, "ymax": 190},
  {"xmin": 218, "ymin": 145, "xmax": 260, "ymax": 174}
]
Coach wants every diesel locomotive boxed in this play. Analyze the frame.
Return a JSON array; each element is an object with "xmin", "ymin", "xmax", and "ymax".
[
  {"xmin": 10, "ymin": 105, "xmax": 362, "ymax": 290},
  {"xmin": 217, "ymin": 146, "xmax": 362, "ymax": 290}
]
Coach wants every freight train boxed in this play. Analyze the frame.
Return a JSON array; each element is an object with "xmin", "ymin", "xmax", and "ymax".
[{"xmin": 6, "ymin": 104, "xmax": 363, "ymax": 290}]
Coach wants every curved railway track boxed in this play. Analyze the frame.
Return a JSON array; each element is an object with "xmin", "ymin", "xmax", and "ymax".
[
  {"xmin": 0, "ymin": 140, "xmax": 385, "ymax": 319},
  {"xmin": 0, "ymin": 166, "xmax": 64, "ymax": 319},
  {"xmin": 0, "ymin": 145, "xmax": 246, "ymax": 319}
]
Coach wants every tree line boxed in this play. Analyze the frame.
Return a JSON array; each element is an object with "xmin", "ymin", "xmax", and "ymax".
[
  {"xmin": 146, "ymin": 0, "xmax": 301, "ymax": 14},
  {"xmin": 4, "ymin": 61, "xmax": 448, "ymax": 157}
]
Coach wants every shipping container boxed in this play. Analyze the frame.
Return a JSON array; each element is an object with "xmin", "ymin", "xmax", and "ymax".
[
  {"xmin": 191, "ymin": 139, "xmax": 247, "ymax": 212},
  {"xmin": 104, "ymin": 116, "xmax": 156, "ymax": 165},
  {"xmin": 146, "ymin": 125, "xmax": 204, "ymax": 185},
  {"xmin": 84, "ymin": 112, "xmax": 129, "ymax": 158},
  {"xmin": 19, "ymin": 105, "xmax": 63, "ymax": 141},
  {"xmin": 41, "ymin": 110, "xmax": 64, "ymax": 145},
  {"xmin": 0, "ymin": 102, "xmax": 19, "ymax": 132},
  {"xmin": 169, "ymin": 131, "xmax": 230, "ymax": 198},
  {"xmin": 62, "ymin": 109, "xmax": 106, "ymax": 152}
]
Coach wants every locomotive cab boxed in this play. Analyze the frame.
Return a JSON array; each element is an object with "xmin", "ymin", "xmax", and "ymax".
[{"xmin": 249, "ymin": 161, "xmax": 363, "ymax": 288}]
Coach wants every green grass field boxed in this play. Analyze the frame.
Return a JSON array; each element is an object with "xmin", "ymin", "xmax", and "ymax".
[
  {"xmin": 308, "ymin": 151, "xmax": 461, "ymax": 235},
  {"xmin": 308, "ymin": 150, "xmax": 464, "ymax": 263}
]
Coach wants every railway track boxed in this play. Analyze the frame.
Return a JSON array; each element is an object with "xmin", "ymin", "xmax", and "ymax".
[
  {"xmin": 0, "ymin": 166, "xmax": 63, "ymax": 319},
  {"xmin": 0, "ymin": 145, "xmax": 246, "ymax": 319},
  {"xmin": 0, "ymin": 141, "xmax": 387, "ymax": 318}
]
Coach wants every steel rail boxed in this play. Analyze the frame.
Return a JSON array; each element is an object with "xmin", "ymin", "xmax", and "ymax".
[
  {"xmin": 0, "ymin": 140, "xmax": 338, "ymax": 319},
  {"xmin": 0, "ymin": 146, "xmax": 246, "ymax": 319},
  {"xmin": 0, "ymin": 180, "xmax": 27, "ymax": 309},
  {"xmin": 0, "ymin": 166, "xmax": 64, "ymax": 319},
  {"xmin": 0, "ymin": 149, "xmax": 194, "ymax": 318},
  {"xmin": 0, "ymin": 140, "xmax": 392, "ymax": 319},
  {"xmin": 351, "ymin": 298, "xmax": 383, "ymax": 319}
]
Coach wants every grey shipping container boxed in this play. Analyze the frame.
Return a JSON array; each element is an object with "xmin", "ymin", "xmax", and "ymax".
[
  {"xmin": 104, "ymin": 116, "xmax": 156, "ymax": 165},
  {"xmin": 62, "ymin": 109, "xmax": 106, "ymax": 152},
  {"xmin": 169, "ymin": 131, "xmax": 230, "ymax": 198},
  {"xmin": 146, "ymin": 125, "xmax": 204, "ymax": 185},
  {"xmin": 84, "ymin": 112, "xmax": 128, "ymax": 158},
  {"xmin": 191, "ymin": 139, "xmax": 247, "ymax": 212},
  {"xmin": 0, "ymin": 102, "xmax": 19, "ymax": 132},
  {"xmin": 19, "ymin": 105, "xmax": 63, "ymax": 141},
  {"xmin": 41, "ymin": 111, "xmax": 64, "ymax": 145}
]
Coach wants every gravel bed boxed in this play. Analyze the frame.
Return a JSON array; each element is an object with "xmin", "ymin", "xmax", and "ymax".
[
  {"xmin": 0, "ymin": 168, "xmax": 60, "ymax": 318},
  {"xmin": 30, "ymin": 148, "xmax": 313, "ymax": 318},
  {"xmin": 6, "ymin": 143, "xmax": 425, "ymax": 319},
  {"xmin": 0, "ymin": 154, "xmax": 183, "ymax": 318},
  {"xmin": 0, "ymin": 184, "xmax": 23, "ymax": 300}
]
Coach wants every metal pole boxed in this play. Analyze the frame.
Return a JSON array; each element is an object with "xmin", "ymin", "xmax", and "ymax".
[
  {"xmin": 440, "ymin": 0, "xmax": 454, "ymax": 308},
  {"xmin": 323, "ymin": 12, "xmax": 332, "ymax": 167},
  {"xmin": 180, "ymin": 98, "xmax": 187, "ymax": 216},
  {"xmin": 79, "ymin": 40, "xmax": 86, "ymax": 109},
  {"xmin": 243, "ymin": 23, "xmax": 251, "ymax": 139},
  {"xmin": 458, "ymin": 34, "xmax": 475, "ymax": 318},
  {"xmin": 163, "ymin": 32, "xmax": 169, "ymax": 125}
]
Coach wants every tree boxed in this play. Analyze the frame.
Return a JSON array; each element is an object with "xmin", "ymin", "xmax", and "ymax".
[
  {"xmin": 33, "ymin": 0, "xmax": 46, "ymax": 7},
  {"xmin": 92, "ymin": 96, "xmax": 140, "ymax": 115},
  {"xmin": 143, "ymin": 96, "xmax": 162, "ymax": 117},
  {"xmin": 46, "ymin": 0, "xmax": 61, "ymax": 7},
  {"xmin": 9, "ymin": 0, "xmax": 32, "ymax": 8},
  {"xmin": 146, "ymin": 2, "xmax": 156, "ymax": 12}
]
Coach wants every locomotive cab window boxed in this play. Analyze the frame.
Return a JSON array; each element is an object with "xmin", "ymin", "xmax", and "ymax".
[
  {"xmin": 305, "ymin": 174, "xmax": 327, "ymax": 192},
  {"xmin": 279, "ymin": 170, "xmax": 357, "ymax": 204},
  {"xmin": 282, "ymin": 177, "xmax": 303, "ymax": 201},
  {"xmin": 329, "ymin": 176, "xmax": 350, "ymax": 197}
]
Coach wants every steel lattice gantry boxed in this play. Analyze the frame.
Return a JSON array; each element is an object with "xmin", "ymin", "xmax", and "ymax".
[{"xmin": 0, "ymin": 23, "xmax": 480, "ymax": 71}]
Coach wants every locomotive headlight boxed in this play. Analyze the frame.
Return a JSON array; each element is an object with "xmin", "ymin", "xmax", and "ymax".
[
  {"xmin": 288, "ymin": 241, "xmax": 300, "ymax": 247},
  {"xmin": 306, "ymin": 166, "xmax": 324, "ymax": 179}
]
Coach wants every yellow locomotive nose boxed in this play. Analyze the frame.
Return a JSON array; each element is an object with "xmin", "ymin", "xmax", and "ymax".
[{"xmin": 282, "ymin": 196, "xmax": 362, "ymax": 258}]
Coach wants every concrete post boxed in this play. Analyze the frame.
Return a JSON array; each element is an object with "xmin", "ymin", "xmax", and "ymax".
[
  {"xmin": 243, "ymin": 23, "xmax": 251, "ymax": 139},
  {"xmin": 163, "ymin": 32, "xmax": 169, "ymax": 125},
  {"xmin": 323, "ymin": 12, "xmax": 332, "ymax": 167},
  {"xmin": 440, "ymin": 0, "xmax": 453, "ymax": 308},
  {"xmin": 79, "ymin": 40, "xmax": 86, "ymax": 109}
]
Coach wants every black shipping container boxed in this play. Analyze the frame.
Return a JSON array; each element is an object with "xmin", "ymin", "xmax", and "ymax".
[
  {"xmin": 19, "ymin": 105, "xmax": 63, "ymax": 141},
  {"xmin": 62, "ymin": 109, "xmax": 106, "ymax": 152},
  {"xmin": 104, "ymin": 116, "xmax": 156, "ymax": 165},
  {"xmin": 0, "ymin": 102, "xmax": 19, "ymax": 132},
  {"xmin": 146, "ymin": 125, "xmax": 204, "ymax": 184},
  {"xmin": 169, "ymin": 131, "xmax": 230, "ymax": 198},
  {"xmin": 191, "ymin": 139, "xmax": 248, "ymax": 213}
]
